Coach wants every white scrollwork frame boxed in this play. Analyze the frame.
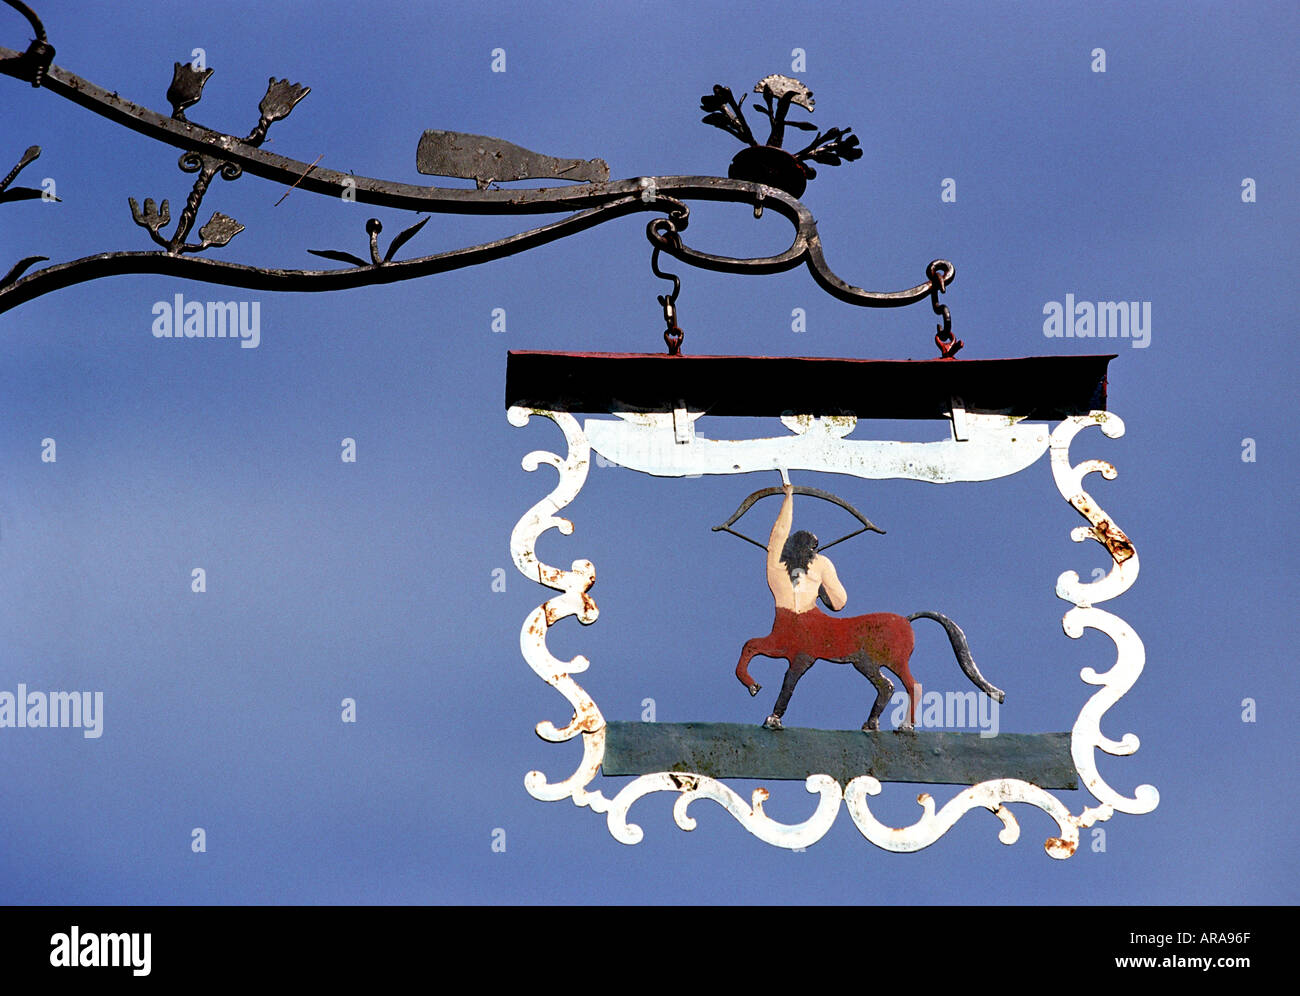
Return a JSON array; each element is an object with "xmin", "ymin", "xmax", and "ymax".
[{"xmin": 509, "ymin": 406, "xmax": 1157, "ymax": 857}]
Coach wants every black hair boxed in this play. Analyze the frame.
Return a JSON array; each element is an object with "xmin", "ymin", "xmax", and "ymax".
[{"xmin": 780, "ymin": 530, "xmax": 819, "ymax": 582}]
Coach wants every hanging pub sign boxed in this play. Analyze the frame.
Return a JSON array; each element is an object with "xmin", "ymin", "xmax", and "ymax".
[
  {"xmin": 506, "ymin": 352, "xmax": 1153, "ymax": 856},
  {"xmin": 1, "ymin": 9, "xmax": 1155, "ymax": 858}
]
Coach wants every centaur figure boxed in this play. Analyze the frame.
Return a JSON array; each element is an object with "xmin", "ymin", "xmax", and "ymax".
[{"xmin": 734, "ymin": 482, "xmax": 1005, "ymax": 731}]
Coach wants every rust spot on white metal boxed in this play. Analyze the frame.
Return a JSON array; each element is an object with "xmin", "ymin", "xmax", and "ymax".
[
  {"xmin": 571, "ymin": 700, "xmax": 604, "ymax": 734},
  {"xmin": 820, "ymin": 414, "xmax": 857, "ymax": 431},
  {"xmin": 1045, "ymin": 835, "xmax": 1077, "ymax": 858},
  {"xmin": 1069, "ymin": 491, "xmax": 1135, "ymax": 563}
]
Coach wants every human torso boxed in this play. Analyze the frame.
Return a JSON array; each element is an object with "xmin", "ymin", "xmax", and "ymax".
[{"xmin": 770, "ymin": 554, "xmax": 832, "ymax": 612}]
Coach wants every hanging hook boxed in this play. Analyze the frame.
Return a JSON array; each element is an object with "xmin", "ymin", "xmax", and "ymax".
[
  {"xmin": 651, "ymin": 245, "xmax": 680, "ymax": 310},
  {"xmin": 650, "ymin": 218, "xmax": 684, "ymax": 355},
  {"xmin": 926, "ymin": 259, "xmax": 963, "ymax": 358}
]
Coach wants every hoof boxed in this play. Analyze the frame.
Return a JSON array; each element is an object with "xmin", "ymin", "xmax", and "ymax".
[
  {"xmin": 861, "ymin": 720, "xmax": 879, "ymax": 732},
  {"xmin": 897, "ymin": 720, "xmax": 915, "ymax": 733},
  {"xmin": 763, "ymin": 714, "xmax": 784, "ymax": 731},
  {"xmin": 748, "ymin": 683, "xmax": 762, "ymax": 697}
]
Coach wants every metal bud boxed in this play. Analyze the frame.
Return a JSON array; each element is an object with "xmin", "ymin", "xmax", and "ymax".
[
  {"xmin": 167, "ymin": 62, "xmax": 214, "ymax": 119},
  {"xmin": 257, "ymin": 77, "xmax": 310, "ymax": 124}
]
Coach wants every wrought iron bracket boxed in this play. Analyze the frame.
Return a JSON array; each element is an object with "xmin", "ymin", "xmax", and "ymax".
[{"xmin": 1, "ymin": 17, "xmax": 953, "ymax": 327}]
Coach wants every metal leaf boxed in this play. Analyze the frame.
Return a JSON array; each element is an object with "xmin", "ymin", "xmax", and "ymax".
[
  {"xmin": 383, "ymin": 216, "xmax": 429, "ymax": 262},
  {"xmin": 258, "ymin": 78, "xmax": 310, "ymax": 124},
  {"xmin": 128, "ymin": 196, "xmax": 170, "ymax": 232},
  {"xmin": 307, "ymin": 248, "xmax": 369, "ymax": 267},
  {"xmin": 795, "ymin": 128, "xmax": 862, "ymax": 168},
  {"xmin": 0, "ymin": 187, "xmax": 47, "ymax": 203},
  {"xmin": 198, "ymin": 212, "xmax": 244, "ymax": 248},
  {"xmin": 167, "ymin": 62, "xmax": 213, "ymax": 120},
  {"xmin": 699, "ymin": 85, "xmax": 733, "ymax": 112},
  {"xmin": 0, "ymin": 146, "xmax": 41, "ymax": 194},
  {"xmin": 2, "ymin": 255, "xmax": 48, "ymax": 287},
  {"xmin": 699, "ymin": 85, "xmax": 756, "ymax": 145}
]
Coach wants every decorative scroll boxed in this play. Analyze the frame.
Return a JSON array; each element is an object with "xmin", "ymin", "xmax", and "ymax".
[
  {"xmin": 1050, "ymin": 414, "xmax": 1158, "ymax": 817},
  {"xmin": 511, "ymin": 406, "xmax": 1157, "ymax": 856},
  {"xmin": 507, "ymin": 408, "xmax": 604, "ymax": 810}
]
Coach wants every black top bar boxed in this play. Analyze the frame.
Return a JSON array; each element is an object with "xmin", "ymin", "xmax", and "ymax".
[{"xmin": 506, "ymin": 351, "xmax": 1114, "ymax": 419}]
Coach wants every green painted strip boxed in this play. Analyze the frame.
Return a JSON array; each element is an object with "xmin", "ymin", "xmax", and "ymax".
[{"xmin": 602, "ymin": 721, "xmax": 1076, "ymax": 789}]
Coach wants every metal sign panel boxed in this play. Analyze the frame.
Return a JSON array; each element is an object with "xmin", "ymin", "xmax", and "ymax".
[{"xmin": 509, "ymin": 402, "xmax": 1155, "ymax": 857}]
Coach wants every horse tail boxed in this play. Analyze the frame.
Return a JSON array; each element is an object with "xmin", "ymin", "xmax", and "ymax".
[{"xmin": 907, "ymin": 611, "xmax": 1005, "ymax": 703}]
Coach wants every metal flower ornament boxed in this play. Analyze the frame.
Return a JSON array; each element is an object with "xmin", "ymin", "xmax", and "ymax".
[
  {"xmin": 123, "ymin": 70, "xmax": 308, "ymax": 257},
  {"xmin": 702, "ymin": 74, "xmax": 862, "ymax": 197},
  {"xmin": 3, "ymin": 0, "xmax": 1156, "ymax": 857}
]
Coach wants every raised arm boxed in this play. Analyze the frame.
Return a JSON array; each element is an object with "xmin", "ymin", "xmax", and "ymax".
[
  {"xmin": 765, "ymin": 483, "xmax": 795, "ymax": 601},
  {"xmin": 767, "ymin": 483, "xmax": 794, "ymax": 572}
]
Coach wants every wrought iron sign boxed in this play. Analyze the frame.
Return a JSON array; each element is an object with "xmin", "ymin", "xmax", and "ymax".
[
  {"xmin": 506, "ymin": 354, "xmax": 1154, "ymax": 856},
  {"xmin": 3, "ymin": 0, "xmax": 1156, "ymax": 857}
]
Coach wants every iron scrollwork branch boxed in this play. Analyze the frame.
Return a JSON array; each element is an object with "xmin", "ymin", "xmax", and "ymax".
[{"xmin": 1, "ymin": 6, "xmax": 954, "ymax": 323}]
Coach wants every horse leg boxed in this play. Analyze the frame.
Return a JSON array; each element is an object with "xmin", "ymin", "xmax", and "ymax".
[
  {"xmin": 765, "ymin": 653, "xmax": 816, "ymax": 730},
  {"xmin": 852, "ymin": 654, "xmax": 897, "ymax": 732},
  {"xmin": 887, "ymin": 657, "xmax": 920, "ymax": 730},
  {"xmin": 735, "ymin": 636, "xmax": 778, "ymax": 696}
]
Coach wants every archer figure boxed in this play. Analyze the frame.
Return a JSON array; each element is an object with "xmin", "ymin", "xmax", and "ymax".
[{"xmin": 732, "ymin": 478, "xmax": 1005, "ymax": 732}]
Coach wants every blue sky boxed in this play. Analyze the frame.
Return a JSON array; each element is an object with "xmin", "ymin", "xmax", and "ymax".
[{"xmin": 1, "ymin": 0, "xmax": 1296, "ymax": 904}]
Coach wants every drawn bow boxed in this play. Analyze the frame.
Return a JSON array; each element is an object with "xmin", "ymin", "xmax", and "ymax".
[{"xmin": 711, "ymin": 485, "xmax": 885, "ymax": 551}]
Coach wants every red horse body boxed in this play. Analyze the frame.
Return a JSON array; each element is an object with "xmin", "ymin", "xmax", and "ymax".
[{"xmin": 735, "ymin": 606, "xmax": 1003, "ymax": 731}]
